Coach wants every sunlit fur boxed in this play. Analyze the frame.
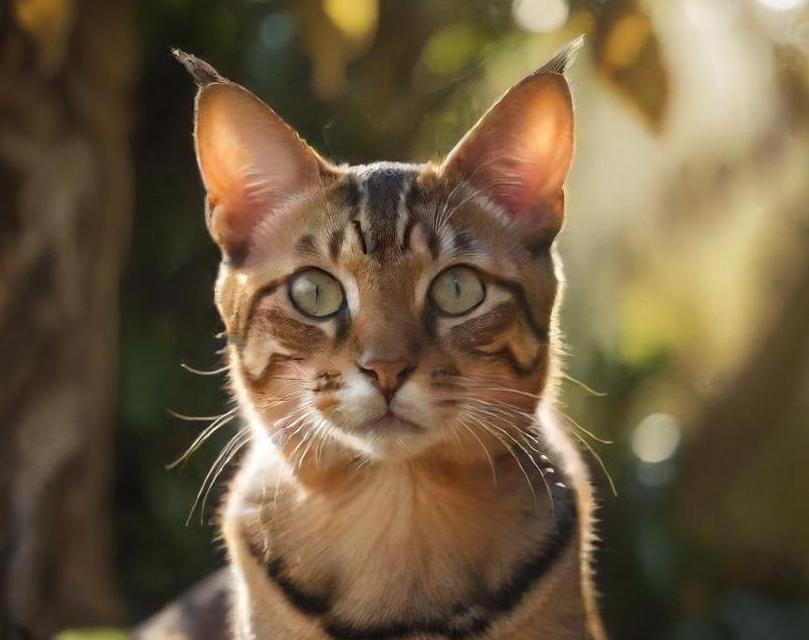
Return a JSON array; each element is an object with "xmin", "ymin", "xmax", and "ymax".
[
  {"xmin": 211, "ymin": 164, "xmax": 603, "ymax": 639},
  {"xmin": 178, "ymin": 39, "xmax": 606, "ymax": 640}
]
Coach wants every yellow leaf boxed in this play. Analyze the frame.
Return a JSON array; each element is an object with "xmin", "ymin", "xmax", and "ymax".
[
  {"xmin": 603, "ymin": 12, "xmax": 651, "ymax": 70},
  {"xmin": 593, "ymin": 0, "xmax": 669, "ymax": 132},
  {"xmin": 296, "ymin": 0, "xmax": 379, "ymax": 99},
  {"xmin": 12, "ymin": 0, "xmax": 75, "ymax": 75},
  {"xmin": 323, "ymin": 0, "xmax": 378, "ymax": 43}
]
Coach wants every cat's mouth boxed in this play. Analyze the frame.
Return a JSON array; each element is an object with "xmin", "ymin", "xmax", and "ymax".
[{"xmin": 364, "ymin": 410, "xmax": 424, "ymax": 434}]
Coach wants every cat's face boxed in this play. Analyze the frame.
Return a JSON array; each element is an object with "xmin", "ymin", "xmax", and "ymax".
[
  {"xmin": 219, "ymin": 163, "xmax": 558, "ymax": 460},
  {"xmin": 183, "ymin": 51, "xmax": 574, "ymax": 462}
]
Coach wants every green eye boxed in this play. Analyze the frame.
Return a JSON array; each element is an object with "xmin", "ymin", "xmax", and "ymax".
[
  {"xmin": 289, "ymin": 269, "xmax": 344, "ymax": 318},
  {"xmin": 430, "ymin": 266, "xmax": 485, "ymax": 316}
]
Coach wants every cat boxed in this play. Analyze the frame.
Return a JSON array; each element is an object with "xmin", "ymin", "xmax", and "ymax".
[{"xmin": 168, "ymin": 37, "xmax": 606, "ymax": 640}]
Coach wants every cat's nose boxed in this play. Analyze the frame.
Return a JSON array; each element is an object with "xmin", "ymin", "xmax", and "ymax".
[{"xmin": 357, "ymin": 356, "xmax": 414, "ymax": 400}]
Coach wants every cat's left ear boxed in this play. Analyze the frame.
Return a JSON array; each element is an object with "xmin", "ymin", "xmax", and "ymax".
[{"xmin": 440, "ymin": 39, "xmax": 580, "ymax": 247}]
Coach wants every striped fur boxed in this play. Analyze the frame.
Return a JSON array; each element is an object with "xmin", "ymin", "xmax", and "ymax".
[{"xmin": 178, "ymin": 39, "xmax": 606, "ymax": 640}]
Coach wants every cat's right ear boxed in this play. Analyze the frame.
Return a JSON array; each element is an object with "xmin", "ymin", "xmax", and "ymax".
[
  {"xmin": 174, "ymin": 51, "xmax": 330, "ymax": 262},
  {"xmin": 439, "ymin": 39, "xmax": 581, "ymax": 249}
]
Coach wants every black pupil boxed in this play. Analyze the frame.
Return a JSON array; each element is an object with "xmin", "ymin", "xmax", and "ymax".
[{"xmin": 452, "ymin": 276, "xmax": 461, "ymax": 298}]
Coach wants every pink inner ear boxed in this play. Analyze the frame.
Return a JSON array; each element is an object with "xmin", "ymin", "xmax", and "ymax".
[
  {"xmin": 441, "ymin": 72, "xmax": 574, "ymax": 235},
  {"xmin": 194, "ymin": 82, "xmax": 323, "ymax": 256}
]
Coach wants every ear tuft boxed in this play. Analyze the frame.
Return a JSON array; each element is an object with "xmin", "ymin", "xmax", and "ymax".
[
  {"xmin": 535, "ymin": 35, "xmax": 584, "ymax": 76},
  {"xmin": 172, "ymin": 49, "xmax": 225, "ymax": 87}
]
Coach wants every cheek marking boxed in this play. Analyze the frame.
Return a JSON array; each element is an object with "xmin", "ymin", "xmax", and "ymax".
[
  {"xmin": 489, "ymin": 276, "xmax": 551, "ymax": 344},
  {"xmin": 450, "ymin": 302, "xmax": 544, "ymax": 377},
  {"xmin": 450, "ymin": 302, "xmax": 518, "ymax": 350},
  {"xmin": 334, "ymin": 308, "xmax": 351, "ymax": 345},
  {"xmin": 261, "ymin": 308, "xmax": 327, "ymax": 353},
  {"xmin": 489, "ymin": 320, "xmax": 544, "ymax": 376},
  {"xmin": 239, "ymin": 304, "xmax": 328, "ymax": 384},
  {"xmin": 241, "ymin": 333, "xmax": 291, "ymax": 381}
]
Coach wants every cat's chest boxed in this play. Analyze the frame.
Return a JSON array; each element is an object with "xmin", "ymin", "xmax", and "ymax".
[
  {"xmin": 226, "ymin": 459, "xmax": 551, "ymax": 632},
  {"xmin": 275, "ymin": 473, "xmax": 494, "ymax": 613}
]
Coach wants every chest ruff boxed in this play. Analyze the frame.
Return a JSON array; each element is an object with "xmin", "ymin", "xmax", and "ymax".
[{"xmin": 223, "ymin": 448, "xmax": 596, "ymax": 640}]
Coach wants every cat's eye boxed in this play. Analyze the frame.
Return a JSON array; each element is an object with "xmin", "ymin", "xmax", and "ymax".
[
  {"xmin": 430, "ymin": 266, "xmax": 485, "ymax": 316},
  {"xmin": 289, "ymin": 269, "xmax": 344, "ymax": 318}
]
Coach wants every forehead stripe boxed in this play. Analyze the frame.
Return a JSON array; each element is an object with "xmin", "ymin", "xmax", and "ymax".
[
  {"xmin": 395, "ymin": 181, "xmax": 411, "ymax": 249},
  {"xmin": 355, "ymin": 164, "xmax": 418, "ymax": 256},
  {"xmin": 350, "ymin": 219, "xmax": 368, "ymax": 255}
]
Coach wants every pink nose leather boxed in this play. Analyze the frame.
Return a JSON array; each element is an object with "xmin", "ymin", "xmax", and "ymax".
[{"xmin": 357, "ymin": 358, "xmax": 412, "ymax": 398}]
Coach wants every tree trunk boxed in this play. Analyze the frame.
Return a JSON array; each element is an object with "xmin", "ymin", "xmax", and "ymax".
[{"xmin": 0, "ymin": 0, "xmax": 135, "ymax": 636}]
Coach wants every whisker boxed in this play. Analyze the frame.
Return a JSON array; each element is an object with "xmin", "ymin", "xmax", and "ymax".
[
  {"xmin": 198, "ymin": 431, "xmax": 253, "ymax": 524},
  {"xmin": 459, "ymin": 400, "xmax": 544, "ymax": 448},
  {"xmin": 312, "ymin": 416, "xmax": 333, "ymax": 468},
  {"xmin": 273, "ymin": 408, "xmax": 311, "ymax": 443},
  {"xmin": 456, "ymin": 377, "xmax": 613, "ymax": 444},
  {"xmin": 271, "ymin": 452, "xmax": 285, "ymax": 508},
  {"xmin": 568, "ymin": 428, "xmax": 618, "ymax": 498},
  {"xmin": 469, "ymin": 415, "xmax": 538, "ymax": 510},
  {"xmin": 297, "ymin": 427, "xmax": 320, "ymax": 470},
  {"xmin": 456, "ymin": 418, "xmax": 498, "ymax": 486},
  {"xmin": 187, "ymin": 428, "xmax": 251, "ymax": 525},
  {"xmin": 456, "ymin": 382, "xmax": 544, "ymax": 401},
  {"xmin": 478, "ymin": 415, "xmax": 555, "ymax": 517},
  {"xmin": 449, "ymin": 423, "xmax": 468, "ymax": 459},
  {"xmin": 168, "ymin": 408, "xmax": 233, "ymax": 422},
  {"xmin": 180, "ymin": 362, "xmax": 230, "ymax": 376},
  {"xmin": 167, "ymin": 409, "xmax": 239, "ymax": 470},
  {"xmin": 561, "ymin": 373, "xmax": 607, "ymax": 397},
  {"xmin": 558, "ymin": 409, "xmax": 614, "ymax": 445}
]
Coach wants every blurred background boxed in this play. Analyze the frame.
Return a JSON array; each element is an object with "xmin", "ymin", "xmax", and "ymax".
[{"xmin": 2, "ymin": 0, "xmax": 809, "ymax": 638}]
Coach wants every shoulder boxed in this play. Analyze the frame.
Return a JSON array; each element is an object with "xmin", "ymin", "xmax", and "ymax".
[{"xmin": 133, "ymin": 568, "xmax": 232, "ymax": 640}]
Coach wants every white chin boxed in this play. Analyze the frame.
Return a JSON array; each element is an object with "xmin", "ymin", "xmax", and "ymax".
[{"xmin": 333, "ymin": 426, "xmax": 437, "ymax": 462}]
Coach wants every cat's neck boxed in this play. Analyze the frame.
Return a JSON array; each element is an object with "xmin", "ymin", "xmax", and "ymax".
[{"xmin": 225, "ymin": 435, "xmax": 577, "ymax": 630}]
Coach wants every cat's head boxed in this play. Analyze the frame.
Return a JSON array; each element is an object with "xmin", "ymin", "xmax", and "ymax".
[{"xmin": 178, "ymin": 42, "xmax": 577, "ymax": 465}]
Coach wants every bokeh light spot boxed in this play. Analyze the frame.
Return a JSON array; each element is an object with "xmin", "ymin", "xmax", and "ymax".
[
  {"xmin": 421, "ymin": 24, "xmax": 480, "ymax": 76},
  {"xmin": 323, "ymin": 0, "xmax": 378, "ymax": 42},
  {"xmin": 259, "ymin": 13, "xmax": 295, "ymax": 52},
  {"xmin": 632, "ymin": 413, "xmax": 682, "ymax": 464},
  {"xmin": 512, "ymin": 0, "xmax": 570, "ymax": 33}
]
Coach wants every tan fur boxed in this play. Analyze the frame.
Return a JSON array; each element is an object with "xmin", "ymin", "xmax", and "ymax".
[
  {"xmin": 211, "ymin": 168, "xmax": 606, "ymax": 639},
  {"xmin": 177, "ymin": 40, "xmax": 606, "ymax": 640}
]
